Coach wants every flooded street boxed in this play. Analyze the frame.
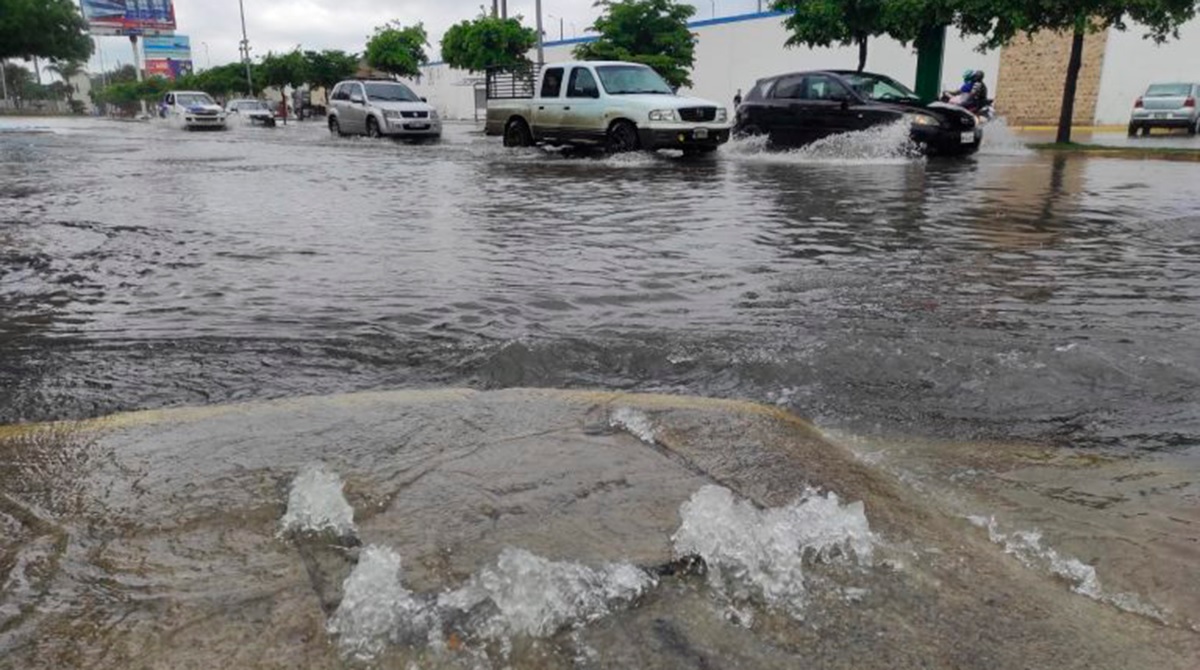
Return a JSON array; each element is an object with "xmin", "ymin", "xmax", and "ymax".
[{"xmin": 2, "ymin": 117, "xmax": 1199, "ymax": 667}]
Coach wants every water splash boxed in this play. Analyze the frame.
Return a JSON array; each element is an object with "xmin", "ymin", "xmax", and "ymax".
[
  {"xmin": 327, "ymin": 546, "xmax": 654, "ymax": 660},
  {"xmin": 724, "ymin": 122, "xmax": 923, "ymax": 165},
  {"xmin": 977, "ymin": 118, "xmax": 1034, "ymax": 156},
  {"xmin": 967, "ymin": 516, "xmax": 1166, "ymax": 621},
  {"xmin": 672, "ymin": 485, "xmax": 875, "ymax": 615},
  {"xmin": 279, "ymin": 463, "xmax": 356, "ymax": 538},
  {"xmin": 440, "ymin": 547, "xmax": 655, "ymax": 640},
  {"xmin": 609, "ymin": 407, "xmax": 657, "ymax": 444}
]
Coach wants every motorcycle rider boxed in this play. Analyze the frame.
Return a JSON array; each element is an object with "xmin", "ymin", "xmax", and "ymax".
[{"xmin": 960, "ymin": 70, "xmax": 989, "ymax": 113}]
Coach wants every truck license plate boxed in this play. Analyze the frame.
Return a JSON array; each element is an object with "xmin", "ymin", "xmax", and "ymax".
[
  {"xmin": 960, "ymin": 131, "xmax": 975, "ymax": 144},
  {"xmin": 694, "ymin": 128, "xmax": 709, "ymax": 140}
]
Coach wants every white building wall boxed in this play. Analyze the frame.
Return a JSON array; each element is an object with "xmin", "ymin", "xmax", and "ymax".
[
  {"xmin": 1095, "ymin": 20, "xmax": 1200, "ymax": 125},
  {"xmin": 413, "ymin": 11, "xmax": 1001, "ymax": 120}
]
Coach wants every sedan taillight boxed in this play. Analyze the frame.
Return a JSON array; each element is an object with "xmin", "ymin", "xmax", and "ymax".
[
  {"xmin": 1134, "ymin": 97, "xmax": 1144, "ymax": 108},
  {"xmin": 1185, "ymin": 96, "xmax": 1196, "ymax": 108}
]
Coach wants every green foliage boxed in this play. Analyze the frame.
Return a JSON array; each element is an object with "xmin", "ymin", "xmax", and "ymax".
[
  {"xmin": 441, "ymin": 16, "xmax": 537, "ymax": 72},
  {"xmin": 92, "ymin": 77, "xmax": 170, "ymax": 114},
  {"xmin": 772, "ymin": 0, "xmax": 901, "ymax": 71},
  {"xmin": 259, "ymin": 49, "xmax": 309, "ymax": 91},
  {"xmin": 0, "ymin": 0, "xmax": 93, "ymax": 62},
  {"xmin": 175, "ymin": 63, "xmax": 262, "ymax": 98},
  {"xmin": 574, "ymin": 0, "xmax": 697, "ymax": 89},
  {"xmin": 365, "ymin": 21, "xmax": 428, "ymax": 79},
  {"xmin": 46, "ymin": 59, "xmax": 86, "ymax": 101},
  {"xmin": 303, "ymin": 50, "xmax": 360, "ymax": 92}
]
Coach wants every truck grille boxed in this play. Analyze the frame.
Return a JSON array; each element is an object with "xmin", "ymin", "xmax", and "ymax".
[
  {"xmin": 678, "ymin": 107, "xmax": 717, "ymax": 122},
  {"xmin": 400, "ymin": 111, "xmax": 429, "ymax": 119}
]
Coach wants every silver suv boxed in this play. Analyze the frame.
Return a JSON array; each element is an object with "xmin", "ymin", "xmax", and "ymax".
[
  {"xmin": 1129, "ymin": 82, "xmax": 1199, "ymax": 136},
  {"xmin": 327, "ymin": 79, "xmax": 441, "ymax": 139}
]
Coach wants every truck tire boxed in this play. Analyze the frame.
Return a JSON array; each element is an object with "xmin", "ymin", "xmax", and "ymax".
[
  {"xmin": 607, "ymin": 120, "xmax": 641, "ymax": 153},
  {"xmin": 503, "ymin": 118, "xmax": 533, "ymax": 147}
]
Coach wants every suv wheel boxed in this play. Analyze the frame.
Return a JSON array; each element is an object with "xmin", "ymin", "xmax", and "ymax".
[
  {"xmin": 366, "ymin": 117, "xmax": 382, "ymax": 138},
  {"xmin": 329, "ymin": 116, "xmax": 343, "ymax": 136},
  {"xmin": 606, "ymin": 120, "xmax": 640, "ymax": 153}
]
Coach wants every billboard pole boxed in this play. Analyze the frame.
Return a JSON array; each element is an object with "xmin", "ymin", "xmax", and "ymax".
[{"xmin": 239, "ymin": 0, "xmax": 254, "ymax": 96}]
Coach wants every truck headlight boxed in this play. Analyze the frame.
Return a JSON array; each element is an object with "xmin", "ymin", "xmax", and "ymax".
[
  {"xmin": 716, "ymin": 108, "xmax": 728, "ymax": 122},
  {"xmin": 649, "ymin": 109, "xmax": 678, "ymax": 122}
]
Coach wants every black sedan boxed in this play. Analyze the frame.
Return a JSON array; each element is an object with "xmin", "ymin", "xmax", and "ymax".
[{"xmin": 734, "ymin": 70, "xmax": 983, "ymax": 155}]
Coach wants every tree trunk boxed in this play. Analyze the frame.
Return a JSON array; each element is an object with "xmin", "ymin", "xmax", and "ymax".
[
  {"xmin": 857, "ymin": 36, "xmax": 868, "ymax": 72},
  {"xmin": 1056, "ymin": 23, "xmax": 1086, "ymax": 144}
]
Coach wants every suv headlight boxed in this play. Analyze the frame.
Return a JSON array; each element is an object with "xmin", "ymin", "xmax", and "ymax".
[
  {"xmin": 716, "ymin": 108, "xmax": 728, "ymax": 122},
  {"xmin": 429, "ymin": 110, "xmax": 439, "ymax": 120},
  {"xmin": 384, "ymin": 110, "xmax": 403, "ymax": 119},
  {"xmin": 649, "ymin": 109, "xmax": 678, "ymax": 122}
]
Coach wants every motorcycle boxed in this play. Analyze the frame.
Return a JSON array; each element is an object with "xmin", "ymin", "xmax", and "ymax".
[{"xmin": 941, "ymin": 91, "xmax": 996, "ymax": 126}]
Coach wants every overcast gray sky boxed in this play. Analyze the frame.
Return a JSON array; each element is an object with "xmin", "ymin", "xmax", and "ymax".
[{"xmin": 85, "ymin": 0, "xmax": 764, "ymax": 73}]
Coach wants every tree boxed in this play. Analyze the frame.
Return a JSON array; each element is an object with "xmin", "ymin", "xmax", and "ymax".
[
  {"xmin": 259, "ymin": 49, "xmax": 308, "ymax": 123},
  {"xmin": 365, "ymin": 22, "xmax": 428, "ymax": 79},
  {"xmin": 0, "ymin": 0, "xmax": 93, "ymax": 62},
  {"xmin": 949, "ymin": 0, "xmax": 1198, "ymax": 143},
  {"xmin": 303, "ymin": 49, "xmax": 360, "ymax": 94},
  {"xmin": 772, "ymin": 0, "xmax": 888, "ymax": 72},
  {"xmin": 574, "ymin": 0, "xmax": 697, "ymax": 89},
  {"xmin": 1, "ymin": 62, "xmax": 35, "ymax": 107},
  {"xmin": 46, "ymin": 59, "xmax": 86, "ymax": 104},
  {"xmin": 441, "ymin": 15, "xmax": 538, "ymax": 72}
]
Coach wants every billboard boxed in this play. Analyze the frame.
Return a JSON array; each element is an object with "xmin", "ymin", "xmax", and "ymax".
[
  {"xmin": 144, "ymin": 35, "xmax": 192, "ymax": 80},
  {"xmin": 81, "ymin": 0, "xmax": 177, "ymax": 36}
]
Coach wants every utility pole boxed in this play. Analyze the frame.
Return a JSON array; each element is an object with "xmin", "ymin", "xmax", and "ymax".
[
  {"xmin": 501, "ymin": 0, "xmax": 507, "ymax": 19},
  {"xmin": 535, "ymin": 0, "xmax": 544, "ymax": 65},
  {"xmin": 239, "ymin": 0, "xmax": 254, "ymax": 95}
]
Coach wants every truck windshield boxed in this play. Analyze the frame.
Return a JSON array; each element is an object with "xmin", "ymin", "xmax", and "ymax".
[
  {"xmin": 177, "ymin": 93, "xmax": 215, "ymax": 106},
  {"xmin": 595, "ymin": 66, "xmax": 673, "ymax": 95},
  {"xmin": 364, "ymin": 82, "xmax": 420, "ymax": 102}
]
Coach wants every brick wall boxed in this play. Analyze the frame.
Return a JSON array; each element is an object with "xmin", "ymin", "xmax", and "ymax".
[{"xmin": 996, "ymin": 28, "xmax": 1109, "ymax": 126}]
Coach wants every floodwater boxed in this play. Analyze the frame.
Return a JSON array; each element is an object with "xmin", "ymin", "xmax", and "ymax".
[{"xmin": 1, "ymin": 117, "xmax": 1199, "ymax": 667}]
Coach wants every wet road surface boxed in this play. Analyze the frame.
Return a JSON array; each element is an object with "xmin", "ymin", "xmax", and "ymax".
[
  {"xmin": 2, "ymin": 117, "xmax": 1197, "ymax": 451},
  {"xmin": 2, "ymin": 116, "xmax": 1200, "ymax": 666}
]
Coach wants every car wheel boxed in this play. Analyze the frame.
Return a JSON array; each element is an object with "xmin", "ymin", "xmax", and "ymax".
[
  {"xmin": 606, "ymin": 120, "xmax": 640, "ymax": 153},
  {"xmin": 1127, "ymin": 124, "xmax": 1138, "ymax": 138},
  {"xmin": 329, "ymin": 117, "xmax": 343, "ymax": 136},
  {"xmin": 503, "ymin": 118, "xmax": 533, "ymax": 147},
  {"xmin": 1188, "ymin": 120, "xmax": 1198, "ymax": 137},
  {"xmin": 735, "ymin": 124, "xmax": 763, "ymax": 139},
  {"xmin": 366, "ymin": 117, "xmax": 382, "ymax": 138}
]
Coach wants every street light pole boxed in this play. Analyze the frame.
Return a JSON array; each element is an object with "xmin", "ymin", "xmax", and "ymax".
[{"xmin": 238, "ymin": 0, "xmax": 254, "ymax": 95}]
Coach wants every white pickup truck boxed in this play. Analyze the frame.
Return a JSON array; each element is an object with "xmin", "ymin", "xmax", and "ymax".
[{"xmin": 485, "ymin": 61, "xmax": 732, "ymax": 154}]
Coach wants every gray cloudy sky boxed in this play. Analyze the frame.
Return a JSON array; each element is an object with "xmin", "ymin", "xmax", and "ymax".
[{"xmin": 86, "ymin": 0, "xmax": 763, "ymax": 73}]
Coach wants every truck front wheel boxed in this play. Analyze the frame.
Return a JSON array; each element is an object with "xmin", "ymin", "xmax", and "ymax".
[
  {"xmin": 607, "ymin": 120, "xmax": 641, "ymax": 153},
  {"xmin": 504, "ymin": 118, "xmax": 533, "ymax": 147}
]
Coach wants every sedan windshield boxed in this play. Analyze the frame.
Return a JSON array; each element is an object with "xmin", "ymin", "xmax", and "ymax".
[
  {"xmin": 177, "ymin": 93, "xmax": 216, "ymax": 107},
  {"xmin": 596, "ymin": 66, "xmax": 673, "ymax": 95},
  {"xmin": 364, "ymin": 82, "xmax": 420, "ymax": 102},
  {"xmin": 1145, "ymin": 83, "xmax": 1192, "ymax": 97},
  {"xmin": 840, "ymin": 73, "xmax": 920, "ymax": 103},
  {"xmin": 236, "ymin": 101, "xmax": 268, "ymax": 110}
]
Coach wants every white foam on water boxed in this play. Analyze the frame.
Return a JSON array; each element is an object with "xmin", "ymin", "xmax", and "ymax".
[
  {"xmin": 723, "ymin": 122, "xmax": 923, "ymax": 165},
  {"xmin": 609, "ymin": 407, "xmax": 657, "ymax": 444},
  {"xmin": 672, "ymin": 485, "xmax": 875, "ymax": 615},
  {"xmin": 279, "ymin": 462, "xmax": 357, "ymax": 537},
  {"xmin": 440, "ymin": 547, "xmax": 656, "ymax": 639},
  {"xmin": 328, "ymin": 546, "xmax": 654, "ymax": 659},
  {"xmin": 328, "ymin": 545, "xmax": 439, "ymax": 661},
  {"xmin": 967, "ymin": 516, "xmax": 1167, "ymax": 621}
]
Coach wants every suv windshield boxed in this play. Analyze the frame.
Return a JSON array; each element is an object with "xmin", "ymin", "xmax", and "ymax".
[
  {"xmin": 177, "ymin": 93, "xmax": 215, "ymax": 107},
  {"xmin": 364, "ymin": 82, "xmax": 420, "ymax": 102},
  {"xmin": 840, "ymin": 73, "xmax": 920, "ymax": 103},
  {"xmin": 1145, "ymin": 83, "xmax": 1192, "ymax": 97},
  {"xmin": 595, "ymin": 66, "xmax": 673, "ymax": 95}
]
